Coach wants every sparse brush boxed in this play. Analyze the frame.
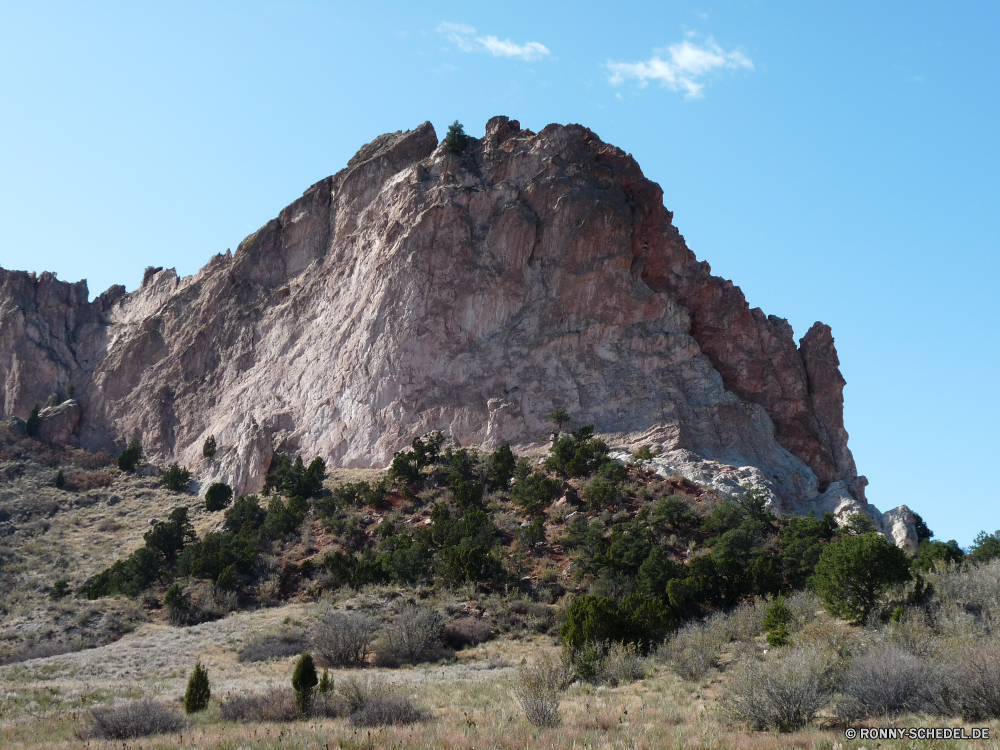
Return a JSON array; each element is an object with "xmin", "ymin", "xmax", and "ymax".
[
  {"xmin": 720, "ymin": 645, "xmax": 836, "ymax": 732},
  {"xmin": 312, "ymin": 609, "xmax": 378, "ymax": 667},
  {"xmin": 836, "ymin": 644, "xmax": 939, "ymax": 720},
  {"xmin": 238, "ymin": 631, "xmax": 308, "ymax": 663},
  {"xmin": 444, "ymin": 617, "xmax": 493, "ymax": 649},
  {"xmin": 658, "ymin": 620, "xmax": 725, "ymax": 681},
  {"xmin": 513, "ymin": 654, "xmax": 572, "ymax": 728},
  {"xmin": 942, "ymin": 639, "xmax": 1000, "ymax": 720},
  {"xmin": 349, "ymin": 691, "xmax": 426, "ymax": 726},
  {"xmin": 219, "ymin": 689, "xmax": 298, "ymax": 723},
  {"xmin": 375, "ymin": 605, "xmax": 448, "ymax": 667},
  {"xmin": 81, "ymin": 699, "xmax": 188, "ymax": 739}
]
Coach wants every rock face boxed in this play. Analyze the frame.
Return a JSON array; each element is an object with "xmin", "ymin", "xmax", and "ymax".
[{"xmin": 0, "ymin": 116, "xmax": 914, "ymax": 544}]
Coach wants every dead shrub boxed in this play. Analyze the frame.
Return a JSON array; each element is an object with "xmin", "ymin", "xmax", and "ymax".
[
  {"xmin": 312, "ymin": 610, "xmax": 378, "ymax": 667},
  {"xmin": 1, "ymin": 640, "xmax": 75, "ymax": 665},
  {"xmin": 944, "ymin": 640, "xmax": 1000, "ymax": 720},
  {"xmin": 720, "ymin": 645, "xmax": 835, "ymax": 732},
  {"xmin": 96, "ymin": 518, "xmax": 121, "ymax": 532},
  {"xmin": 219, "ymin": 689, "xmax": 298, "ymax": 723},
  {"xmin": 349, "ymin": 692, "xmax": 426, "ymax": 726},
  {"xmin": 596, "ymin": 641, "xmax": 647, "ymax": 686},
  {"xmin": 658, "ymin": 620, "xmax": 725, "ymax": 681},
  {"xmin": 836, "ymin": 644, "xmax": 938, "ymax": 720},
  {"xmin": 238, "ymin": 631, "xmax": 308, "ymax": 663},
  {"xmin": 81, "ymin": 700, "xmax": 188, "ymax": 739},
  {"xmin": 444, "ymin": 617, "xmax": 493, "ymax": 649},
  {"xmin": 375, "ymin": 606, "xmax": 449, "ymax": 667},
  {"xmin": 340, "ymin": 677, "xmax": 426, "ymax": 726},
  {"xmin": 65, "ymin": 472, "xmax": 112, "ymax": 492},
  {"xmin": 513, "ymin": 654, "xmax": 572, "ymax": 728}
]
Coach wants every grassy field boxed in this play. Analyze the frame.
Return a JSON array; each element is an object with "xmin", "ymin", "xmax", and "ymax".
[
  {"xmin": 1, "ymin": 593, "xmax": 998, "ymax": 749},
  {"xmin": 2, "ymin": 430, "xmax": 999, "ymax": 748}
]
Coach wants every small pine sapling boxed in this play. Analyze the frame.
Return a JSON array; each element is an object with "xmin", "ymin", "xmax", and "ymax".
[
  {"xmin": 184, "ymin": 660, "xmax": 211, "ymax": 713},
  {"xmin": 292, "ymin": 652, "xmax": 318, "ymax": 715},
  {"xmin": 202, "ymin": 435, "xmax": 217, "ymax": 459},
  {"xmin": 318, "ymin": 668, "xmax": 332, "ymax": 694},
  {"xmin": 25, "ymin": 404, "xmax": 41, "ymax": 437}
]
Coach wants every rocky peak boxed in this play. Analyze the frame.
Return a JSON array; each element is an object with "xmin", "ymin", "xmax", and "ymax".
[{"xmin": 0, "ymin": 117, "xmax": 915, "ymax": 547}]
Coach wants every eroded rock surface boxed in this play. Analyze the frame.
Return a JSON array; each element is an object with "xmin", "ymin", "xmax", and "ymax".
[{"xmin": 0, "ymin": 116, "xmax": 912, "ymax": 543}]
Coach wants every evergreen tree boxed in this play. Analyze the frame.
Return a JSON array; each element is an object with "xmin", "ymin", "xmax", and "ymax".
[
  {"xmin": 204, "ymin": 482, "xmax": 234, "ymax": 512},
  {"xmin": 184, "ymin": 660, "xmax": 211, "ymax": 713},
  {"xmin": 317, "ymin": 668, "xmax": 332, "ymax": 694},
  {"xmin": 117, "ymin": 438, "xmax": 143, "ymax": 472},
  {"xmin": 809, "ymin": 533, "xmax": 911, "ymax": 623},
  {"xmin": 25, "ymin": 404, "xmax": 41, "ymax": 437},
  {"xmin": 54, "ymin": 469, "xmax": 65, "ymax": 489},
  {"xmin": 444, "ymin": 120, "xmax": 468, "ymax": 154},
  {"xmin": 292, "ymin": 652, "xmax": 318, "ymax": 715},
  {"xmin": 161, "ymin": 463, "xmax": 192, "ymax": 492},
  {"xmin": 548, "ymin": 408, "xmax": 569, "ymax": 433},
  {"xmin": 202, "ymin": 435, "xmax": 217, "ymax": 458}
]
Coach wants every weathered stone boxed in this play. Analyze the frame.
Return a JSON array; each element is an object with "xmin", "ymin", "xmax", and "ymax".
[
  {"xmin": 37, "ymin": 399, "xmax": 82, "ymax": 444},
  {"xmin": 0, "ymin": 116, "xmax": 914, "ymax": 545}
]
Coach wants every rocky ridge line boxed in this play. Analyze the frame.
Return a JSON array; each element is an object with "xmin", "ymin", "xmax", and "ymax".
[{"xmin": 0, "ymin": 116, "xmax": 916, "ymax": 547}]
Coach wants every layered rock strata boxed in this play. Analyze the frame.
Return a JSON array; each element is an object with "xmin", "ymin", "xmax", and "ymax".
[{"xmin": 0, "ymin": 116, "xmax": 914, "ymax": 546}]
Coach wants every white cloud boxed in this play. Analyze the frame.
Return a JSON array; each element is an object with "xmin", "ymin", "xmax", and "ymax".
[
  {"xmin": 437, "ymin": 22, "xmax": 550, "ymax": 62},
  {"xmin": 608, "ymin": 37, "xmax": 753, "ymax": 99}
]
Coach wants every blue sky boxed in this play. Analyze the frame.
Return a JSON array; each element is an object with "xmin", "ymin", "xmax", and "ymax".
[{"xmin": 1, "ymin": 1, "xmax": 997, "ymax": 545}]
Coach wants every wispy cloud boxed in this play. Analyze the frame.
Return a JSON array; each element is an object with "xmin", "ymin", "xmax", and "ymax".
[
  {"xmin": 608, "ymin": 36, "xmax": 752, "ymax": 99},
  {"xmin": 437, "ymin": 22, "xmax": 550, "ymax": 61}
]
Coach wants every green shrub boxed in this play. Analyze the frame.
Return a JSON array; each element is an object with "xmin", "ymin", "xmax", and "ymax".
[
  {"xmin": 161, "ymin": 463, "xmax": 191, "ymax": 492},
  {"xmin": 548, "ymin": 408, "xmax": 569, "ymax": 432},
  {"xmin": 82, "ymin": 546, "xmax": 164, "ymax": 599},
  {"xmin": 544, "ymin": 425, "xmax": 611, "ymax": 477},
  {"xmin": 178, "ymin": 531, "xmax": 256, "ymax": 581},
  {"xmin": 913, "ymin": 539, "xmax": 964, "ymax": 571},
  {"xmin": 25, "ymin": 404, "xmax": 41, "ymax": 437},
  {"xmin": 204, "ymin": 482, "xmax": 233, "ymax": 512},
  {"xmin": 560, "ymin": 595, "xmax": 675, "ymax": 653},
  {"xmin": 487, "ymin": 444, "xmax": 517, "ymax": 489},
  {"xmin": 511, "ymin": 472, "xmax": 560, "ymax": 516},
  {"xmin": 117, "ymin": 439, "xmax": 143, "ymax": 472},
  {"xmin": 318, "ymin": 669, "xmax": 332, "ymax": 694},
  {"xmin": 144, "ymin": 507, "xmax": 196, "ymax": 563},
  {"xmin": 809, "ymin": 533, "xmax": 911, "ymax": 623},
  {"xmin": 633, "ymin": 445, "xmax": 658, "ymax": 461},
  {"xmin": 292, "ymin": 652, "xmax": 318, "ymax": 715},
  {"xmin": 582, "ymin": 478, "xmax": 617, "ymax": 509},
  {"xmin": 202, "ymin": 435, "xmax": 217, "ymax": 458},
  {"xmin": 164, "ymin": 583, "xmax": 186, "ymax": 610},
  {"xmin": 263, "ymin": 454, "xmax": 326, "ymax": 498},
  {"xmin": 762, "ymin": 596, "xmax": 791, "ymax": 631},
  {"xmin": 516, "ymin": 517, "xmax": 546, "ymax": 547},
  {"xmin": 49, "ymin": 579, "xmax": 70, "ymax": 600},
  {"xmin": 968, "ymin": 530, "xmax": 1000, "ymax": 563},
  {"xmin": 649, "ymin": 495, "xmax": 698, "ymax": 531},
  {"xmin": 766, "ymin": 623, "xmax": 789, "ymax": 647},
  {"xmin": 184, "ymin": 661, "xmax": 211, "ymax": 713},
  {"xmin": 54, "ymin": 469, "xmax": 65, "ymax": 489},
  {"xmin": 225, "ymin": 494, "xmax": 266, "ymax": 534}
]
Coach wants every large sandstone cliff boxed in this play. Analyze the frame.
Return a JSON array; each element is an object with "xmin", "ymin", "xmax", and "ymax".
[{"xmin": 0, "ymin": 117, "xmax": 915, "ymax": 546}]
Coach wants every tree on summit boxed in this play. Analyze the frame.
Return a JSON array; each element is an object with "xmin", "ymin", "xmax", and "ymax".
[{"xmin": 444, "ymin": 121, "xmax": 468, "ymax": 154}]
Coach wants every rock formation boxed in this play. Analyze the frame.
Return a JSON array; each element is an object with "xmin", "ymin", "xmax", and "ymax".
[{"xmin": 0, "ymin": 116, "xmax": 916, "ymax": 547}]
